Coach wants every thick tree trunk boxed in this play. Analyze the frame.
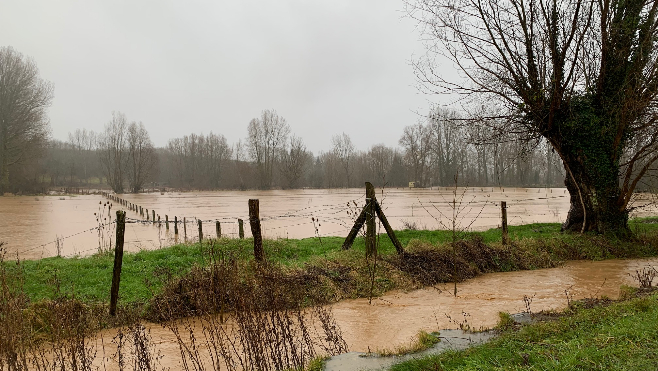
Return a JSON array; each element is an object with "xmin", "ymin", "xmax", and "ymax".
[
  {"xmin": 561, "ymin": 164, "xmax": 596, "ymax": 232},
  {"xmin": 560, "ymin": 159, "xmax": 629, "ymax": 235}
]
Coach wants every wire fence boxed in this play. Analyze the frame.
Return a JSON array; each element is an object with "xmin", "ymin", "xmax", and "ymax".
[{"xmin": 9, "ymin": 187, "xmax": 656, "ymax": 260}]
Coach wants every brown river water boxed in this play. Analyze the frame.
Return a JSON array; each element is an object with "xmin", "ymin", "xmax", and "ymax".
[
  {"xmin": 1, "ymin": 187, "xmax": 656, "ymax": 260},
  {"xmin": 4, "ymin": 188, "xmax": 657, "ymax": 369},
  {"xmin": 80, "ymin": 257, "xmax": 656, "ymax": 371}
]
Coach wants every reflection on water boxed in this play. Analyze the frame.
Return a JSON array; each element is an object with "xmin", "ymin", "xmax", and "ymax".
[{"xmin": 1, "ymin": 187, "xmax": 654, "ymax": 260}]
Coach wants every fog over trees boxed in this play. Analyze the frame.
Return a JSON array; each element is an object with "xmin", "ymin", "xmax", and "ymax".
[
  {"xmin": 14, "ymin": 105, "xmax": 572, "ymax": 194},
  {"xmin": 3, "ymin": 44, "xmax": 657, "ymax": 206}
]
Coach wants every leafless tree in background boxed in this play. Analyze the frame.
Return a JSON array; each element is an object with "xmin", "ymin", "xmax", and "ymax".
[
  {"xmin": 233, "ymin": 139, "xmax": 248, "ymax": 190},
  {"xmin": 280, "ymin": 135, "xmax": 309, "ymax": 189},
  {"xmin": 427, "ymin": 108, "xmax": 463, "ymax": 187},
  {"xmin": 67, "ymin": 128, "xmax": 97, "ymax": 185},
  {"xmin": 331, "ymin": 133, "xmax": 355, "ymax": 188},
  {"xmin": 399, "ymin": 122, "xmax": 431, "ymax": 187},
  {"xmin": 163, "ymin": 132, "xmax": 231, "ymax": 190},
  {"xmin": 247, "ymin": 109, "xmax": 290, "ymax": 189},
  {"xmin": 98, "ymin": 112, "xmax": 128, "ymax": 193},
  {"xmin": 205, "ymin": 132, "xmax": 232, "ymax": 189},
  {"xmin": 368, "ymin": 144, "xmax": 395, "ymax": 186},
  {"xmin": 0, "ymin": 46, "xmax": 53, "ymax": 194},
  {"xmin": 127, "ymin": 122, "xmax": 156, "ymax": 193}
]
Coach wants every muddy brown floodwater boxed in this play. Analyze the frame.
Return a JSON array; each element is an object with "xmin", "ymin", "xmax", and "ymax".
[
  {"xmin": 88, "ymin": 257, "xmax": 657, "ymax": 370},
  {"xmin": 1, "ymin": 187, "xmax": 655, "ymax": 260}
]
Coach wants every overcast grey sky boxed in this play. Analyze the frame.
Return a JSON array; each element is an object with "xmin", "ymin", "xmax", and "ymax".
[{"xmin": 1, "ymin": 0, "xmax": 448, "ymax": 152}]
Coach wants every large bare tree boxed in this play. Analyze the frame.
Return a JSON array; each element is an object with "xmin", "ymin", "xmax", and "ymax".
[
  {"xmin": 399, "ymin": 122, "xmax": 432, "ymax": 186},
  {"xmin": 0, "ymin": 46, "xmax": 53, "ymax": 194},
  {"xmin": 280, "ymin": 135, "xmax": 309, "ymax": 189},
  {"xmin": 126, "ymin": 122, "xmax": 156, "ymax": 193},
  {"xmin": 98, "ymin": 112, "xmax": 128, "ymax": 193},
  {"xmin": 247, "ymin": 109, "xmax": 290, "ymax": 189},
  {"xmin": 331, "ymin": 133, "xmax": 355, "ymax": 188},
  {"xmin": 409, "ymin": 0, "xmax": 658, "ymax": 234}
]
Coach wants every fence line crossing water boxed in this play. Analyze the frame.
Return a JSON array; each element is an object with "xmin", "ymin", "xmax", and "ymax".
[{"xmin": 5, "ymin": 187, "xmax": 656, "ymax": 260}]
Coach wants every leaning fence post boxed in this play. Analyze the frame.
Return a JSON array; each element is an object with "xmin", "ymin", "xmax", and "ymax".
[
  {"xmin": 501, "ymin": 201, "xmax": 509, "ymax": 245},
  {"xmin": 110, "ymin": 210, "xmax": 126, "ymax": 316},
  {"xmin": 216, "ymin": 221, "xmax": 221, "ymax": 238},
  {"xmin": 365, "ymin": 182, "xmax": 376, "ymax": 257},
  {"xmin": 183, "ymin": 217, "xmax": 187, "ymax": 240},
  {"xmin": 249, "ymin": 199, "xmax": 264, "ymax": 262},
  {"xmin": 198, "ymin": 220, "xmax": 203, "ymax": 243},
  {"xmin": 238, "ymin": 219, "xmax": 244, "ymax": 239}
]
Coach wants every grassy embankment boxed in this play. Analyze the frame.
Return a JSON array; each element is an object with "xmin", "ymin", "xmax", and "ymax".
[
  {"xmin": 6, "ymin": 217, "xmax": 658, "ymax": 314},
  {"xmin": 390, "ymin": 287, "xmax": 658, "ymax": 370}
]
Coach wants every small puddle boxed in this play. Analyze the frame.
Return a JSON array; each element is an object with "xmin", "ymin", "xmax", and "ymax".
[{"xmin": 324, "ymin": 329, "xmax": 495, "ymax": 371}]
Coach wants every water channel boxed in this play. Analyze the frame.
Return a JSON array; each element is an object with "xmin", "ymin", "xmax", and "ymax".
[{"xmin": 94, "ymin": 257, "xmax": 658, "ymax": 370}]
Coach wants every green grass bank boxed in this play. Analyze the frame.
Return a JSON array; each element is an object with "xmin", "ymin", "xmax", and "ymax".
[
  {"xmin": 390, "ymin": 287, "xmax": 658, "ymax": 370},
  {"xmin": 4, "ymin": 217, "xmax": 658, "ymax": 315}
]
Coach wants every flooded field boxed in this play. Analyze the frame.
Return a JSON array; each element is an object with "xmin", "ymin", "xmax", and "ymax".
[
  {"xmin": 0, "ymin": 187, "xmax": 655, "ymax": 260},
  {"xmin": 81, "ymin": 257, "xmax": 658, "ymax": 370}
]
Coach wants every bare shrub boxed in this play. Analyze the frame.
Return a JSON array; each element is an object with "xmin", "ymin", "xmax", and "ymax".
[
  {"xmin": 112, "ymin": 322, "xmax": 165, "ymax": 371},
  {"xmin": 153, "ymin": 242, "xmax": 348, "ymax": 371},
  {"xmin": 401, "ymin": 219, "xmax": 419, "ymax": 231},
  {"xmin": 0, "ymin": 247, "xmax": 103, "ymax": 371},
  {"xmin": 630, "ymin": 266, "xmax": 658, "ymax": 288}
]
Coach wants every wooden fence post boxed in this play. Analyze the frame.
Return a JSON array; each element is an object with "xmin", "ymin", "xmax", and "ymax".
[
  {"xmin": 365, "ymin": 182, "xmax": 376, "ymax": 257},
  {"xmin": 146, "ymin": 209, "xmax": 149, "ymax": 221},
  {"xmin": 373, "ymin": 200, "xmax": 404, "ymax": 254},
  {"xmin": 343, "ymin": 182, "xmax": 404, "ymax": 254},
  {"xmin": 165, "ymin": 215, "xmax": 169, "ymax": 230},
  {"xmin": 152, "ymin": 210, "xmax": 155, "ymax": 222},
  {"xmin": 183, "ymin": 217, "xmax": 187, "ymax": 240},
  {"xmin": 249, "ymin": 199, "xmax": 264, "ymax": 262},
  {"xmin": 238, "ymin": 219, "xmax": 244, "ymax": 239},
  {"xmin": 175, "ymin": 216, "xmax": 179, "ymax": 235},
  {"xmin": 198, "ymin": 220, "xmax": 203, "ymax": 243},
  {"xmin": 109, "ymin": 210, "xmax": 126, "ymax": 316},
  {"xmin": 501, "ymin": 201, "xmax": 509, "ymax": 245},
  {"xmin": 216, "ymin": 221, "xmax": 221, "ymax": 238}
]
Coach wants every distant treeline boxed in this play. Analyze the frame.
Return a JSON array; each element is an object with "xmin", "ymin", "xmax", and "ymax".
[{"xmin": 7, "ymin": 108, "xmax": 580, "ymax": 194}]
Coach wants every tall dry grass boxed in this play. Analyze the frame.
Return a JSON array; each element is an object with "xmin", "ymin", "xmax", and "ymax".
[
  {"xmin": 154, "ymin": 242, "xmax": 348, "ymax": 371},
  {"xmin": 0, "ymin": 241, "xmax": 348, "ymax": 371}
]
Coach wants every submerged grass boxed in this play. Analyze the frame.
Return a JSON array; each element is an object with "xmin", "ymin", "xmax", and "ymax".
[
  {"xmin": 390, "ymin": 289, "xmax": 658, "ymax": 370},
  {"xmin": 378, "ymin": 330, "xmax": 441, "ymax": 357}
]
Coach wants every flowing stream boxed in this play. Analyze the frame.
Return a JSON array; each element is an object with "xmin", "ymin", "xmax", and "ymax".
[{"xmin": 88, "ymin": 257, "xmax": 657, "ymax": 370}]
